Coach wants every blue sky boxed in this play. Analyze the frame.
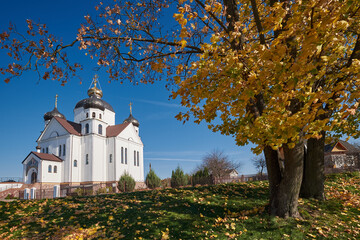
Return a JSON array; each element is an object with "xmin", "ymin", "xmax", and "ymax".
[{"xmin": 0, "ymin": 0, "xmax": 259, "ymax": 180}]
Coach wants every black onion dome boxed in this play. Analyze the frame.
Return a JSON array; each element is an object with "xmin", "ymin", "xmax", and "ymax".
[
  {"xmin": 74, "ymin": 95, "xmax": 114, "ymax": 112},
  {"xmin": 44, "ymin": 107, "xmax": 66, "ymax": 121},
  {"xmin": 123, "ymin": 113, "xmax": 140, "ymax": 127}
]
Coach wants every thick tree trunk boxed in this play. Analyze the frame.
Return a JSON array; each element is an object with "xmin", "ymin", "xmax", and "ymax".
[
  {"xmin": 300, "ymin": 132, "xmax": 325, "ymax": 200},
  {"xmin": 263, "ymin": 146, "xmax": 281, "ymax": 215},
  {"xmin": 275, "ymin": 141, "xmax": 304, "ymax": 218},
  {"xmin": 264, "ymin": 140, "xmax": 304, "ymax": 218}
]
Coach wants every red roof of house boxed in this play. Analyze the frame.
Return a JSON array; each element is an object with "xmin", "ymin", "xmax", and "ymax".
[
  {"xmin": 54, "ymin": 117, "xmax": 81, "ymax": 136},
  {"xmin": 22, "ymin": 151, "xmax": 63, "ymax": 164},
  {"xmin": 106, "ymin": 122, "xmax": 130, "ymax": 137}
]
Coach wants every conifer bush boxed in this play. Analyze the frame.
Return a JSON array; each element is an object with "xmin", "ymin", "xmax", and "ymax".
[
  {"xmin": 146, "ymin": 169, "xmax": 161, "ymax": 189},
  {"xmin": 171, "ymin": 166, "xmax": 188, "ymax": 188},
  {"xmin": 192, "ymin": 167, "xmax": 212, "ymax": 186},
  {"xmin": 118, "ymin": 172, "xmax": 136, "ymax": 192}
]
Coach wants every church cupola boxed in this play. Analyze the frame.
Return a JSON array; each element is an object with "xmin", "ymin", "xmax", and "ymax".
[
  {"xmin": 123, "ymin": 102, "xmax": 140, "ymax": 134},
  {"xmin": 44, "ymin": 94, "xmax": 66, "ymax": 122},
  {"xmin": 74, "ymin": 75, "xmax": 115, "ymax": 127},
  {"xmin": 74, "ymin": 75, "xmax": 114, "ymax": 113}
]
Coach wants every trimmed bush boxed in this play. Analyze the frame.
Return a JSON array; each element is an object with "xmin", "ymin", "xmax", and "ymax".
[
  {"xmin": 118, "ymin": 172, "xmax": 136, "ymax": 192},
  {"xmin": 171, "ymin": 166, "xmax": 188, "ymax": 188},
  {"xmin": 146, "ymin": 169, "xmax": 161, "ymax": 189}
]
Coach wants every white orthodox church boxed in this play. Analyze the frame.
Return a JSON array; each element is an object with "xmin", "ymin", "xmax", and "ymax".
[{"xmin": 22, "ymin": 77, "xmax": 144, "ymax": 186}]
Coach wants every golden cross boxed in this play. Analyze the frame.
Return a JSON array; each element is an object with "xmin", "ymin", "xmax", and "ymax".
[
  {"xmin": 129, "ymin": 102, "xmax": 133, "ymax": 114},
  {"xmin": 93, "ymin": 74, "xmax": 98, "ymax": 87},
  {"xmin": 55, "ymin": 94, "xmax": 58, "ymax": 108}
]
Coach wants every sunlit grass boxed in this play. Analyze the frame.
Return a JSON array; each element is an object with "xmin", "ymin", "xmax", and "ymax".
[{"xmin": 0, "ymin": 172, "xmax": 359, "ymax": 239}]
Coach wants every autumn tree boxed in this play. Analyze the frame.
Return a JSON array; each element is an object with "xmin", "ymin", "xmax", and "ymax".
[{"xmin": 1, "ymin": 0, "xmax": 360, "ymax": 217}]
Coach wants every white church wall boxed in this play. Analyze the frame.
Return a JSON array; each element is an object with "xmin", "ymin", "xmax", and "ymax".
[
  {"xmin": 89, "ymin": 118, "xmax": 108, "ymax": 137},
  {"xmin": 39, "ymin": 135, "xmax": 69, "ymax": 157},
  {"xmin": 82, "ymin": 135, "xmax": 93, "ymax": 182},
  {"xmin": 40, "ymin": 160, "xmax": 62, "ymax": 183},
  {"xmin": 91, "ymin": 135, "xmax": 107, "ymax": 182},
  {"xmin": 40, "ymin": 120, "xmax": 69, "ymax": 141},
  {"xmin": 70, "ymin": 136, "xmax": 82, "ymax": 183},
  {"xmin": 103, "ymin": 109, "xmax": 115, "ymax": 126},
  {"xmin": 115, "ymin": 135, "xmax": 144, "ymax": 182},
  {"xmin": 107, "ymin": 138, "xmax": 115, "ymax": 181}
]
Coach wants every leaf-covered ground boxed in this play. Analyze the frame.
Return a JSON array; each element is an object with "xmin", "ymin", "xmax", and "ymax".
[{"xmin": 0, "ymin": 172, "xmax": 359, "ymax": 239}]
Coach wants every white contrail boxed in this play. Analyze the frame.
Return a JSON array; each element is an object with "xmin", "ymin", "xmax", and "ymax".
[{"xmin": 145, "ymin": 158, "xmax": 202, "ymax": 162}]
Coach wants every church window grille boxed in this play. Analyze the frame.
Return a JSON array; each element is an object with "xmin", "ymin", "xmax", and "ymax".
[
  {"xmin": 48, "ymin": 165, "xmax": 52, "ymax": 173},
  {"xmin": 134, "ymin": 151, "xmax": 136, "ymax": 166},
  {"xmin": 85, "ymin": 124, "xmax": 89, "ymax": 134},
  {"xmin": 99, "ymin": 114, "xmax": 102, "ymax": 119},
  {"xmin": 63, "ymin": 144, "xmax": 66, "ymax": 156},
  {"xmin": 86, "ymin": 154, "xmax": 89, "ymax": 165},
  {"xmin": 110, "ymin": 154, "xmax": 112, "ymax": 163},
  {"xmin": 59, "ymin": 145, "xmax": 62, "ymax": 156},
  {"xmin": 125, "ymin": 148, "xmax": 128, "ymax": 164},
  {"xmin": 46, "ymin": 147, "xmax": 49, "ymax": 154},
  {"xmin": 98, "ymin": 124, "xmax": 103, "ymax": 135},
  {"xmin": 92, "ymin": 112, "xmax": 95, "ymax": 118},
  {"xmin": 121, "ymin": 147, "xmax": 124, "ymax": 164},
  {"xmin": 137, "ymin": 151, "xmax": 139, "ymax": 166},
  {"xmin": 54, "ymin": 166, "xmax": 57, "ymax": 173},
  {"xmin": 74, "ymin": 160, "xmax": 77, "ymax": 167}
]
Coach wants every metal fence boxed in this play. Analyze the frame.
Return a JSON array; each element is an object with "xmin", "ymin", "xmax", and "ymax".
[
  {"xmin": 0, "ymin": 177, "xmax": 23, "ymax": 183},
  {"xmin": 18, "ymin": 183, "xmax": 118, "ymax": 200}
]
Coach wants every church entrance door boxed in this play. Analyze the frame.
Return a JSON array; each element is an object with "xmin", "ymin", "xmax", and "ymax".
[{"xmin": 31, "ymin": 172, "xmax": 37, "ymax": 184}]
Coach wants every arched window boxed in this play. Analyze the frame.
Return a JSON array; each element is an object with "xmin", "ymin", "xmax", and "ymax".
[
  {"xmin": 121, "ymin": 147, "xmax": 124, "ymax": 164},
  {"xmin": 85, "ymin": 123, "xmax": 89, "ymax": 134},
  {"xmin": 54, "ymin": 166, "xmax": 57, "ymax": 173},
  {"xmin": 63, "ymin": 144, "xmax": 66, "ymax": 156},
  {"xmin": 99, "ymin": 114, "xmax": 102, "ymax": 119},
  {"xmin": 59, "ymin": 145, "xmax": 62, "ymax": 156},
  {"xmin": 42, "ymin": 148, "xmax": 45, "ymax": 153},
  {"xmin": 109, "ymin": 154, "xmax": 112, "ymax": 163},
  {"xmin": 46, "ymin": 147, "xmax": 49, "ymax": 154},
  {"xmin": 92, "ymin": 112, "xmax": 95, "ymax": 118},
  {"xmin": 48, "ymin": 165, "xmax": 52, "ymax": 173},
  {"xmin": 98, "ymin": 124, "xmax": 103, "ymax": 135},
  {"xmin": 134, "ymin": 151, "xmax": 136, "ymax": 166},
  {"xmin": 86, "ymin": 154, "xmax": 89, "ymax": 165},
  {"xmin": 86, "ymin": 112, "xmax": 89, "ymax": 118},
  {"xmin": 74, "ymin": 160, "xmax": 77, "ymax": 167}
]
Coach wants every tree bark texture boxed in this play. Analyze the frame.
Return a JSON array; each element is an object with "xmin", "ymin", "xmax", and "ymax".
[
  {"xmin": 264, "ymin": 140, "xmax": 304, "ymax": 218},
  {"xmin": 300, "ymin": 132, "xmax": 325, "ymax": 200},
  {"xmin": 275, "ymin": 141, "xmax": 304, "ymax": 218},
  {"xmin": 264, "ymin": 146, "xmax": 282, "ymax": 215}
]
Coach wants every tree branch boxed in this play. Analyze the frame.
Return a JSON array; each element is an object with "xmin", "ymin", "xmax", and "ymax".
[{"xmin": 250, "ymin": 0, "xmax": 266, "ymax": 45}]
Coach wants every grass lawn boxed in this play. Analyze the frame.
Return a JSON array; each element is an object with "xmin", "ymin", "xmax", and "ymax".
[{"xmin": 0, "ymin": 172, "xmax": 359, "ymax": 239}]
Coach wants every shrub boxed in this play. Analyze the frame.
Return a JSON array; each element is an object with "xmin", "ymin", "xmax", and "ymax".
[
  {"xmin": 146, "ymin": 169, "xmax": 161, "ymax": 189},
  {"xmin": 171, "ymin": 166, "xmax": 188, "ymax": 188},
  {"xmin": 192, "ymin": 167, "xmax": 212, "ymax": 186},
  {"xmin": 118, "ymin": 172, "xmax": 136, "ymax": 192},
  {"xmin": 74, "ymin": 188, "xmax": 90, "ymax": 196},
  {"xmin": 95, "ymin": 186, "xmax": 113, "ymax": 195},
  {"xmin": 161, "ymin": 178, "xmax": 171, "ymax": 188},
  {"xmin": 5, "ymin": 194, "xmax": 17, "ymax": 199}
]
